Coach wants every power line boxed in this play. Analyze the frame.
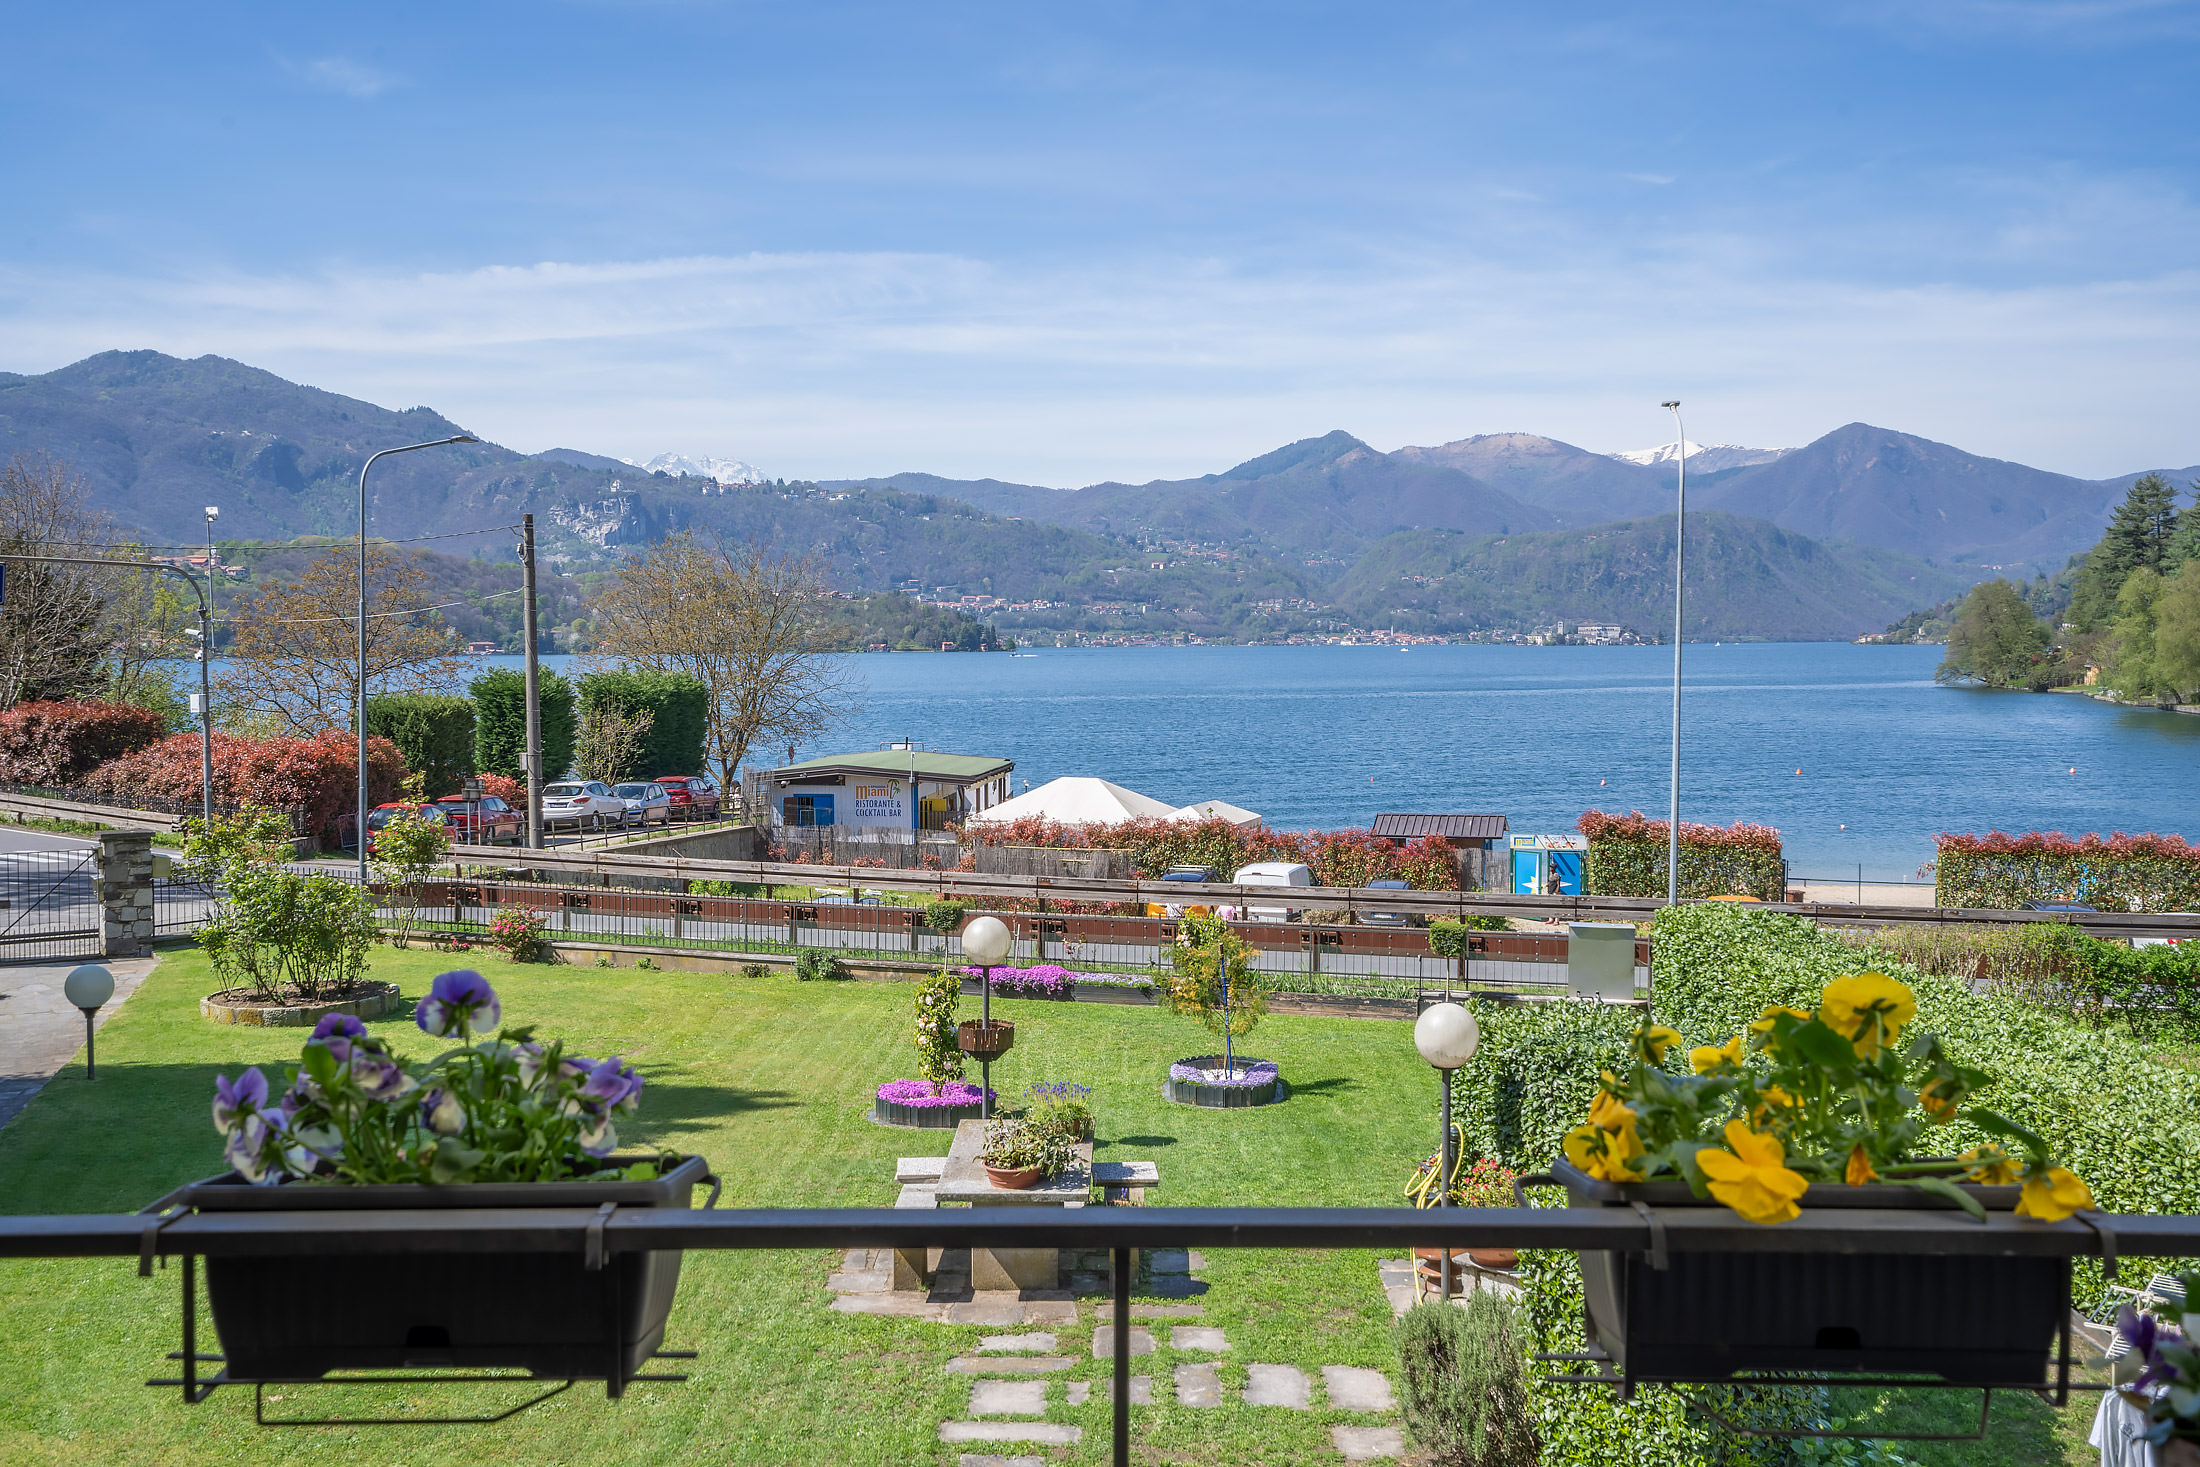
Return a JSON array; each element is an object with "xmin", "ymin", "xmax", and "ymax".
[
  {"xmin": 234, "ymin": 587, "xmax": 525, "ymax": 626},
  {"xmin": 27, "ymin": 524, "xmax": 526, "ymax": 554}
]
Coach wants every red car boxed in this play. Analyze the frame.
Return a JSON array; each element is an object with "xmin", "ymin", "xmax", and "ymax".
[
  {"xmin": 363, "ymin": 801, "xmax": 453, "ymax": 854},
  {"xmin": 434, "ymin": 793, "xmax": 524, "ymax": 845},
  {"xmin": 653, "ymin": 775, "xmax": 724, "ymax": 821}
]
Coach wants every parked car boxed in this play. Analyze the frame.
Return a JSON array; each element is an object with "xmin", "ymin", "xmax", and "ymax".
[
  {"xmin": 1231, "ymin": 861, "xmax": 1315, "ymax": 923},
  {"xmin": 363, "ymin": 801, "xmax": 453, "ymax": 854},
  {"xmin": 434, "ymin": 792, "xmax": 523, "ymax": 845},
  {"xmin": 540, "ymin": 780, "xmax": 627, "ymax": 831},
  {"xmin": 2025, "ymin": 900, "xmax": 2098, "ymax": 914},
  {"xmin": 654, "ymin": 775, "xmax": 723, "ymax": 821},
  {"xmin": 1146, "ymin": 864, "xmax": 1221, "ymax": 919},
  {"xmin": 1361, "ymin": 878, "xmax": 1417, "ymax": 927},
  {"xmin": 613, "ymin": 781, "xmax": 674, "ymax": 827}
]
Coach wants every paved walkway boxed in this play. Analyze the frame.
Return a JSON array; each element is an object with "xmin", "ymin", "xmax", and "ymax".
[{"xmin": 0, "ymin": 956, "xmax": 159, "ymax": 1130}]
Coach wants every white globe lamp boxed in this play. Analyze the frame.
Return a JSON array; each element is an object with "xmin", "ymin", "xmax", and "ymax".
[
  {"xmin": 1414, "ymin": 1000, "xmax": 1479, "ymax": 1299},
  {"xmin": 64, "ymin": 964, "xmax": 116, "ymax": 1081},
  {"xmin": 960, "ymin": 915, "xmax": 1014, "ymax": 1117}
]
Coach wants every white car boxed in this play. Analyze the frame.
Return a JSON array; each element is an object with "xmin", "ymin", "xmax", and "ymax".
[
  {"xmin": 541, "ymin": 780, "xmax": 627, "ymax": 831},
  {"xmin": 1230, "ymin": 861, "xmax": 1315, "ymax": 923},
  {"xmin": 613, "ymin": 781, "xmax": 674, "ymax": 826}
]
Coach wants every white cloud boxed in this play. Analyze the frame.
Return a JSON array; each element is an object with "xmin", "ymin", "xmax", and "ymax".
[
  {"xmin": 0, "ymin": 244, "xmax": 2195, "ymax": 484},
  {"xmin": 279, "ymin": 56, "xmax": 400, "ymax": 99}
]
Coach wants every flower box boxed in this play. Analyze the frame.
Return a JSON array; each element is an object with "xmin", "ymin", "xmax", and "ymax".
[
  {"xmin": 169, "ymin": 1154, "xmax": 713, "ymax": 1388},
  {"xmin": 1549, "ymin": 1158, "xmax": 2067, "ymax": 1387},
  {"xmin": 874, "ymin": 1079, "xmax": 991, "ymax": 1129},
  {"xmin": 956, "ymin": 1020, "xmax": 1015, "ymax": 1062}
]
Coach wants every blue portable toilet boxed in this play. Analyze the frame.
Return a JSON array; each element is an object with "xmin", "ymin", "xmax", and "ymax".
[{"xmin": 1511, "ymin": 835, "xmax": 1586, "ymax": 896}]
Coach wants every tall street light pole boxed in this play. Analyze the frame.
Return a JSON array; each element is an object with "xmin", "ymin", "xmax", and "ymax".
[
  {"xmin": 1661, "ymin": 402, "xmax": 1688, "ymax": 908},
  {"xmin": 356, "ymin": 436, "xmax": 477, "ymax": 881},
  {"xmin": 200, "ymin": 507, "xmax": 219, "ymax": 823}
]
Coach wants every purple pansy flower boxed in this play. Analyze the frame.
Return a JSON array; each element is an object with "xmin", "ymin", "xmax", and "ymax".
[
  {"xmin": 579, "ymin": 1057, "xmax": 644, "ymax": 1114},
  {"xmin": 224, "ymin": 1108, "xmax": 289, "ymax": 1184},
  {"xmin": 419, "ymin": 1086, "xmax": 467, "ymax": 1136},
  {"xmin": 349, "ymin": 1051, "xmax": 418, "ymax": 1104},
  {"xmin": 416, "ymin": 969, "xmax": 501, "ymax": 1038},
  {"xmin": 308, "ymin": 1012, "xmax": 367, "ymax": 1062},
  {"xmin": 212, "ymin": 1068, "xmax": 269, "ymax": 1134},
  {"xmin": 576, "ymin": 1112, "xmax": 618, "ymax": 1157}
]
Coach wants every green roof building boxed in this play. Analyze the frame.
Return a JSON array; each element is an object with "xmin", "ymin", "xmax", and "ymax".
[{"xmin": 763, "ymin": 743, "xmax": 1014, "ymax": 833}]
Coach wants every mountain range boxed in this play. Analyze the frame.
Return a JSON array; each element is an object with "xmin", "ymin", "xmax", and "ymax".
[{"xmin": 1, "ymin": 349, "xmax": 2194, "ymax": 640}]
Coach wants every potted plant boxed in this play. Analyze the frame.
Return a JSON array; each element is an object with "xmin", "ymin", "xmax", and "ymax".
[
  {"xmin": 1542, "ymin": 970, "xmax": 2094, "ymax": 1387},
  {"xmin": 2113, "ymin": 1277, "xmax": 2200, "ymax": 1465},
  {"xmin": 979, "ymin": 1116, "xmax": 1075, "ymax": 1190},
  {"xmin": 1024, "ymin": 1082, "xmax": 1095, "ymax": 1141},
  {"xmin": 1406, "ymin": 1141, "xmax": 1520, "ymax": 1279},
  {"xmin": 186, "ymin": 969, "xmax": 714, "ymax": 1393}
]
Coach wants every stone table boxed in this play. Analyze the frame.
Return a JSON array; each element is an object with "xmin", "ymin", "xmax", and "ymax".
[{"xmin": 931, "ymin": 1119, "xmax": 1093, "ymax": 1291}]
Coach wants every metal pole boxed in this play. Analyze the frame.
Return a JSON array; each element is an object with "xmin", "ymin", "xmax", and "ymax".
[
  {"xmin": 354, "ymin": 436, "xmax": 476, "ymax": 882},
  {"xmin": 1662, "ymin": 403, "xmax": 1687, "ymax": 907},
  {"xmin": 980, "ymin": 963, "xmax": 992, "ymax": 1118},
  {"xmin": 1111, "ymin": 1243, "xmax": 1130, "ymax": 1467},
  {"xmin": 197, "ymin": 520, "xmax": 216, "ymax": 825},
  {"xmin": 522, "ymin": 514, "xmax": 542, "ymax": 849},
  {"xmin": 82, "ymin": 1008, "xmax": 96, "ymax": 1081},
  {"xmin": 1438, "ymin": 1067, "xmax": 1453, "ymax": 1300}
]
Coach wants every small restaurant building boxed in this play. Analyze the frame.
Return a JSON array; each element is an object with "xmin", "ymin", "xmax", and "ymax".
[{"xmin": 760, "ymin": 744, "xmax": 1015, "ymax": 833}]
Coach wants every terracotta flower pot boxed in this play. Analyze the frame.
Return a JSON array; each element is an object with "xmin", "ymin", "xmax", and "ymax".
[
  {"xmin": 984, "ymin": 1164, "xmax": 1044, "ymax": 1189},
  {"xmin": 1467, "ymin": 1247, "xmax": 1519, "ymax": 1271}
]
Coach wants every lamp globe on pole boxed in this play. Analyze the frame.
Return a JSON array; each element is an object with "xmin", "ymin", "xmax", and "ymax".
[
  {"xmin": 64, "ymin": 964, "xmax": 116, "ymax": 1081},
  {"xmin": 1414, "ymin": 1001, "xmax": 1479, "ymax": 1299},
  {"xmin": 960, "ymin": 915, "xmax": 1013, "ymax": 1118}
]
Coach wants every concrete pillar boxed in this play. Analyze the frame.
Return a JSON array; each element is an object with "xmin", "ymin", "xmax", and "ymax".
[{"xmin": 98, "ymin": 831, "xmax": 155, "ymax": 959}]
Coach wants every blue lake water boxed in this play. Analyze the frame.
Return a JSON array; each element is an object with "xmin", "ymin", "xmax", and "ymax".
[{"xmin": 484, "ymin": 644, "xmax": 2200, "ymax": 882}]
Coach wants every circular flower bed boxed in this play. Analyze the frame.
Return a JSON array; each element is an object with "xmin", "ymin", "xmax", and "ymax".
[
  {"xmin": 1163, "ymin": 1055, "xmax": 1282, "ymax": 1109},
  {"xmin": 200, "ymin": 980, "xmax": 401, "ymax": 1028},
  {"xmin": 873, "ymin": 1078, "xmax": 994, "ymax": 1129}
]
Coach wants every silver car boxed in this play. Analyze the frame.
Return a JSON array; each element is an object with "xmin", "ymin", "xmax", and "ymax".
[
  {"xmin": 613, "ymin": 781, "xmax": 674, "ymax": 826},
  {"xmin": 541, "ymin": 779, "xmax": 625, "ymax": 831}
]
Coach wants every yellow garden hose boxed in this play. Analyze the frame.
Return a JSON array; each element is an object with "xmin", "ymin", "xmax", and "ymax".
[{"xmin": 1404, "ymin": 1123, "xmax": 1472, "ymax": 1209}]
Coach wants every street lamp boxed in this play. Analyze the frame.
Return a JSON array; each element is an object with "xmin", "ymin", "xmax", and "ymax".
[
  {"xmin": 355, "ymin": 436, "xmax": 478, "ymax": 880},
  {"xmin": 199, "ymin": 507, "xmax": 218, "ymax": 821},
  {"xmin": 1661, "ymin": 402, "xmax": 1689, "ymax": 908},
  {"xmin": 960, "ymin": 914, "xmax": 1013, "ymax": 1117},
  {"xmin": 1414, "ymin": 1000, "xmax": 1480, "ymax": 1300},
  {"xmin": 64, "ymin": 964, "xmax": 115, "ymax": 1080}
]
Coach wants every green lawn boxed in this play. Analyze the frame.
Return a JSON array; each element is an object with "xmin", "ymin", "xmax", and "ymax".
[{"xmin": 0, "ymin": 947, "xmax": 2111, "ymax": 1465}]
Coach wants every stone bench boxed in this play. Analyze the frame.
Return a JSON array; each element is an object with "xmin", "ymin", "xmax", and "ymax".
[
  {"xmin": 896, "ymin": 1157, "xmax": 946, "ymax": 1184},
  {"xmin": 1093, "ymin": 1160, "xmax": 1160, "ymax": 1205}
]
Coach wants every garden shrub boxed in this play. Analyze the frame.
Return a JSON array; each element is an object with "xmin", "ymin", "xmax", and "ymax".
[
  {"xmin": 1936, "ymin": 829, "xmax": 2200, "ymax": 911},
  {"xmin": 576, "ymin": 669, "xmax": 708, "ymax": 779},
  {"xmin": 369, "ymin": 808, "xmax": 453, "ymax": 949},
  {"xmin": 1396, "ymin": 1294, "xmax": 1539, "ymax": 1467},
  {"xmin": 965, "ymin": 814, "xmax": 1461, "ymax": 889},
  {"xmin": 912, "ymin": 966, "xmax": 964, "ymax": 1083},
  {"xmin": 1578, "ymin": 809, "xmax": 1785, "ymax": 900},
  {"xmin": 83, "ymin": 730, "xmax": 404, "ymax": 839},
  {"xmin": 920, "ymin": 899, "xmax": 968, "ymax": 932},
  {"xmin": 471, "ymin": 667, "xmax": 576, "ymax": 782},
  {"xmin": 0, "ymin": 699, "xmax": 165, "ymax": 785},
  {"xmin": 488, "ymin": 908, "xmax": 549, "ymax": 962},
  {"xmin": 1163, "ymin": 912, "xmax": 1264, "ymax": 1070},
  {"xmin": 184, "ymin": 811, "xmax": 379, "ymax": 1004},
  {"xmin": 364, "ymin": 693, "xmax": 476, "ymax": 797},
  {"xmin": 794, "ymin": 949, "xmax": 851, "ymax": 982}
]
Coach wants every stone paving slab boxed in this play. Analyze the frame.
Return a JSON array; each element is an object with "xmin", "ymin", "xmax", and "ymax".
[
  {"xmin": 1066, "ymin": 1377, "xmax": 1150, "ymax": 1406},
  {"xmin": 1332, "ymin": 1425, "xmax": 1405, "ymax": 1460},
  {"xmin": 958, "ymin": 1456, "xmax": 1044, "ymax": 1467},
  {"xmin": 946, "ymin": 1356, "xmax": 1073, "ymax": 1375},
  {"xmin": 831, "ymin": 1294, "xmax": 944, "ymax": 1320},
  {"xmin": 1322, "ymin": 1365, "xmax": 1396, "ymax": 1413},
  {"xmin": 1093, "ymin": 1302, "xmax": 1203, "ymax": 1318},
  {"xmin": 1092, "ymin": 1325, "xmax": 1153, "ymax": 1358},
  {"xmin": 969, "ymin": 1379, "xmax": 1048, "ymax": 1416},
  {"xmin": 944, "ymin": 1297, "xmax": 1032, "ymax": 1326},
  {"xmin": 1147, "ymin": 1248, "xmax": 1193, "ymax": 1274},
  {"xmin": 978, "ymin": 1333, "xmax": 1058, "ymax": 1353},
  {"xmin": 1170, "ymin": 1325, "xmax": 1228, "ymax": 1352},
  {"xmin": 1243, "ymin": 1363, "xmax": 1309, "ymax": 1409},
  {"xmin": 827, "ymin": 1269, "xmax": 891, "ymax": 1293},
  {"xmin": 940, "ymin": 1422, "xmax": 1081, "ymax": 1445},
  {"xmin": 1021, "ymin": 1299, "xmax": 1079, "ymax": 1325},
  {"xmin": 1147, "ymin": 1276, "xmax": 1209, "ymax": 1299},
  {"xmin": 0, "ymin": 957, "xmax": 157, "ymax": 1132},
  {"xmin": 1173, "ymin": 1362, "xmax": 1223, "ymax": 1407}
]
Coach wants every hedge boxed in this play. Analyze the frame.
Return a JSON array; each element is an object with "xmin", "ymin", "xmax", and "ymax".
[
  {"xmin": 967, "ymin": 814, "xmax": 1461, "ymax": 890},
  {"xmin": 576, "ymin": 669, "xmax": 709, "ymax": 781},
  {"xmin": 0, "ymin": 699, "xmax": 165, "ymax": 785},
  {"xmin": 1936, "ymin": 829, "xmax": 2200, "ymax": 911},
  {"xmin": 364, "ymin": 693, "xmax": 475, "ymax": 798},
  {"xmin": 1577, "ymin": 810, "xmax": 1785, "ymax": 901},
  {"xmin": 470, "ymin": 667, "xmax": 576, "ymax": 783},
  {"xmin": 82, "ymin": 730, "xmax": 406, "ymax": 837}
]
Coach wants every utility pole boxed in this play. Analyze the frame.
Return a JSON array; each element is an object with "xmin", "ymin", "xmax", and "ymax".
[{"xmin": 521, "ymin": 514, "xmax": 542, "ymax": 849}]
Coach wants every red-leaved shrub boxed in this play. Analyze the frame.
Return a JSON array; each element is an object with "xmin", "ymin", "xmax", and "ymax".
[
  {"xmin": 965, "ymin": 814, "xmax": 1464, "ymax": 891},
  {"xmin": 0, "ymin": 700, "xmax": 166, "ymax": 786},
  {"xmin": 82, "ymin": 731, "xmax": 406, "ymax": 836},
  {"xmin": 476, "ymin": 773, "xmax": 526, "ymax": 806},
  {"xmin": 1576, "ymin": 809, "xmax": 1786, "ymax": 900},
  {"xmin": 1936, "ymin": 829, "xmax": 2200, "ymax": 912}
]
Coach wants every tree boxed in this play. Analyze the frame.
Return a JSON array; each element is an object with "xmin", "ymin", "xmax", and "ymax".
[
  {"xmin": 1936, "ymin": 580, "xmax": 2050, "ymax": 689},
  {"xmin": 364, "ymin": 693, "xmax": 476, "ymax": 797},
  {"xmin": 1163, "ymin": 913, "xmax": 1265, "ymax": 1074},
  {"xmin": 470, "ymin": 667, "xmax": 576, "ymax": 782},
  {"xmin": 2104, "ymin": 567, "xmax": 2165, "ymax": 699},
  {"xmin": 588, "ymin": 534, "xmax": 857, "ymax": 784},
  {"xmin": 0, "ymin": 455, "xmax": 122, "ymax": 708},
  {"xmin": 2069, "ymin": 473, "xmax": 2184, "ymax": 630},
  {"xmin": 578, "ymin": 668, "xmax": 709, "ymax": 777},
  {"xmin": 101, "ymin": 553, "xmax": 197, "ymax": 728},
  {"xmin": 216, "ymin": 546, "xmax": 465, "ymax": 735},
  {"xmin": 2156, "ymin": 561, "xmax": 2200, "ymax": 701},
  {"xmin": 572, "ymin": 702, "xmax": 654, "ymax": 783}
]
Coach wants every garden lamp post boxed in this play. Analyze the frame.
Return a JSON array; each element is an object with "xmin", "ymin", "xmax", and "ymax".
[
  {"xmin": 1661, "ymin": 401, "xmax": 1688, "ymax": 908},
  {"xmin": 1414, "ymin": 1000, "xmax": 1480, "ymax": 1300},
  {"xmin": 961, "ymin": 914, "xmax": 1013, "ymax": 1117},
  {"xmin": 64, "ymin": 964, "xmax": 115, "ymax": 1081},
  {"xmin": 355, "ymin": 434, "xmax": 478, "ymax": 881}
]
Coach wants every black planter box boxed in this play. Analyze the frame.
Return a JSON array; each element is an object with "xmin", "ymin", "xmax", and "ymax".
[
  {"xmin": 1552, "ymin": 1159, "xmax": 2066, "ymax": 1387},
  {"xmin": 171, "ymin": 1154, "xmax": 711, "ymax": 1386},
  {"xmin": 958, "ymin": 976, "xmax": 1074, "ymax": 1002},
  {"xmin": 1075, "ymin": 983, "xmax": 1158, "ymax": 1006},
  {"xmin": 1164, "ymin": 1055, "xmax": 1283, "ymax": 1108},
  {"xmin": 874, "ymin": 1097, "xmax": 984, "ymax": 1128}
]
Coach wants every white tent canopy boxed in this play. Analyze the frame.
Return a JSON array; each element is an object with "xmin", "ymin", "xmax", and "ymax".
[
  {"xmin": 1171, "ymin": 799, "xmax": 1263, "ymax": 828},
  {"xmin": 964, "ymin": 776, "xmax": 1180, "ymax": 827}
]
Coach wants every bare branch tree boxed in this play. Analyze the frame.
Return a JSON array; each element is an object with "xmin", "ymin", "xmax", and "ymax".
[
  {"xmin": 573, "ymin": 703, "xmax": 654, "ymax": 783},
  {"xmin": 587, "ymin": 533, "xmax": 857, "ymax": 784},
  {"xmin": 215, "ymin": 546, "xmax": 465, "ymax": 735},
  {"xmin": 0, "ymin": 455, "xmax": 122, "ymax": 708}
]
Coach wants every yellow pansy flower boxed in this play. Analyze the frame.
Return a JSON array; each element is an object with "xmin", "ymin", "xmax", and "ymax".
[
  {"xmin": 1696, "ymin": 1119, "xmax": 1810, "ymax": 1224},
  {"xmin": 1748, "ymin": 1084, "xmax": 1796, "ymax": 1127},
  {"xmin": 1917, "ymin": 1077, "xmax": 1963, "ymax": 1121},
  {"xmin": 1960, "ymin": 1146, "xmax": 2021, "ymax": 1185},
  {"xmin": 1844, "ymin": 1146, "xmax": 1878, "ymax": 1185},
  {"xmin": 1689, "ymin": 1034, "xmax": 1746, "ymax": 1074},
  {"xmin": 2015, "ymin": 1167, "xmax": 2093, "ymax": 1223},
  {"xmin": 1632, "ymin": 1025, "xmax": 1682, "ymax": 1065},
  {"xmin": 1562, "ymin": 1118, "xmax": 1645, "ymax": 1182},
  {"xmin": 1818, "ymin": 972, "xmax": 1918, "ymax": 1057},
  {"xmin": 1747, "ymin": 1005, "xmax": 1816, "ymax": 1054}
]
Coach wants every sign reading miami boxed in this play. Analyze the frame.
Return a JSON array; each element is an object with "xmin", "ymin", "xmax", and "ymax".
[{"xmin": 849, "ymin": 783, "xmax": 906, "ymax": 822}]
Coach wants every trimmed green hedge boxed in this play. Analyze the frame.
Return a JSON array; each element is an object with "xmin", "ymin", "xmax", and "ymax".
[
  {"xmin": 1579, "ymin": 810, "xmax": 1786, "ymax": 901},
  {"xmin": 471, "ymin": 667, "xmax": 576, "ymax": 783},
  {"xmin": 363, "ymin": 693, "xmax": 475, "ymax": 797},
  {"xmin": 577, "ymin": 669, "xmax": 709, "ymax": 782},
  {"xmin": 1936, "ymin": 830, "xmax": 2200, "ymax": 911}
]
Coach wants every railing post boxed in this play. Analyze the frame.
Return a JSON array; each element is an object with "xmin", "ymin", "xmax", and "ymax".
[{"xmin": 1112, "ymin": 1243, "xmax": 1130, "ymax": 1467}]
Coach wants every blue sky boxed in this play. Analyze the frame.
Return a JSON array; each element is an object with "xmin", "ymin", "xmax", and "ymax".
[{"xmin": 3, "ymin": 1, "xmax": 2197, "ymax": 483}]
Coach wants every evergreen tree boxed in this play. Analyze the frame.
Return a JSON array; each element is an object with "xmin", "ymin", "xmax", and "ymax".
[
  {"xmin": 2104, "ymin": 567, "xmax": 2165, "ymax": 699},
  {"xmin": 2069, "ymin": 473, "xmax": 2184, "ymax": 630},
  {"xmin": 469, "ymin": 666, "xmax": 576, "ymax": 782},
  {"xmin": 1936, "ymin": 579, "xmax": 2050, "ymax": 689}
]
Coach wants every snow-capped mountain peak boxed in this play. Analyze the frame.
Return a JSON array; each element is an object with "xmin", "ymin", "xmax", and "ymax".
[
  {"xmin": 624, "ymin": 452, "xmax": 767, "ymax": 486},
  {"xmin": 1611, "ymin": 441, "xmax": 1792, "ymax": 473}
]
